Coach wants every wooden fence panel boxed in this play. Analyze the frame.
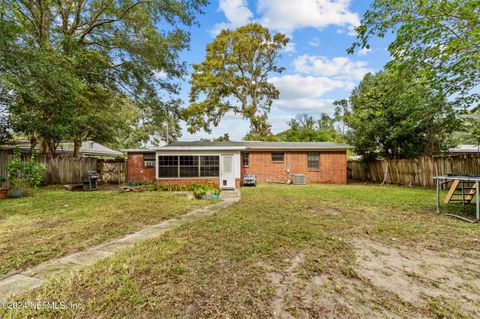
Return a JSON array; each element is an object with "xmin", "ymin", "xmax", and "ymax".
[
  {"xmin": 97, "ymin": 160, "xmax": 126, "ymax": 184},
  {"xmin": 0, "ymin": 151, "xmax": 126, "ymax": 185},
  {"xmin": 348, "ymin": 155, "xmax": 480, "ymax": 188},
  {"xmin": 0, "ymin": 150, "xmax": 12, "ymax": 184},
  {"xmin": 42, "ymin": 157, "xmax": 98, "ymax": 185}
]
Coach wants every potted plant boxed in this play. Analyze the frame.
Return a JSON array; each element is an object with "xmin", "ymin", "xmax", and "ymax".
[
  {"xmin": 0, "ymin": 176, "xmax": 7, "ymax": 199},
  {"xmin": 193, "ymin": 186, "xmax": 206, "ymax": 199},
  {"xmin": 210, "ymin": 187, "xmax": 221, "ymax": 201},
  {"xmin": 193, "ymin": 184, "xmax": 212, "ymax": 200}
]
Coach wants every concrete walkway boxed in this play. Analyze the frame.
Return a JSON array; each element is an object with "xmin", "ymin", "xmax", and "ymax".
[{"xmin": 0, "ymin": 190, "xmax": 240, "ymax": 302}]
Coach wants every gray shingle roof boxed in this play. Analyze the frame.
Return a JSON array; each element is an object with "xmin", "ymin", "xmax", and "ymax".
[
  {"xmin": 163, "ymin": 141, "xmax": 352, "ymax": 150},
  {"xmin": 2, "ymin": 140, "xmax": 122, "ymax": 156}
]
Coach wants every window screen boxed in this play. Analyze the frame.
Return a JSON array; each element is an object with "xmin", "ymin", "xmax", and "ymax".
[
  {"xmin": 307, "ymin": 152, "xmax": 320, "ymax": 169},
  {"xmin": 200, "ymin": 156, "xmax": 219, "ymax": 177},
  {"xmin": 144, "ymin": 153, "xmax": 155, "ymax": 167},
  {"xmin": 158, "ymin": 155, "xmax": 220, "ymax": 178},
  {"xmin": 271, "ymin": 152, "xmax": 285, "ymax": 162},
  {"xmin": 242, "ymin": 153, "xmax": 249, "ymax": 166},
  {"xmin": 158, "ymin": 156, "xmax": 178, "ymax": 177},
  {"xmin": 179, "ymin": 156, "xmax": 199, "ymax": 177}
]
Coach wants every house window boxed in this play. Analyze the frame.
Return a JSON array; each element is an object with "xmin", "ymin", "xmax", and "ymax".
[
  {"xmin": 158, "ymin": 156, "xmax": 178, "ymax": 177},
  {"xmin": 158, "ymin": 155, "xmax": 220, "ymax": 178},
  {"xmin": 242, "ymin": 152, "xmax": 249, "ymax": 166},
  {"xmin": 180, "ymin": 156, "xmax": 199, "ymax": 177},
  {"xmin": 144, "ymin": 153, "xmax": 156, "ymax": 167},
  {"xmin": 307, "ymin": 152, "xmax": 320, "ymax": 170},
  {"xmin": 200, "ymin": 156, "xmax": 220, "ymax": 177},
  {"xmin": 271, "ymin": 152, "xmax": 285, "ymax": 162}
]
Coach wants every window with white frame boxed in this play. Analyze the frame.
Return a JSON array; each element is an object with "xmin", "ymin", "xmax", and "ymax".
[
  {"xmin": 242, "ymin": 152, "xmax": 249, "ymax": 166},
  {"xmin": 307, "ymin": 152, "xmax": 320, "ymax": 169},
  {"xmin": 158, "ymin": 156, "xmax": 178, "ymax": 177},
  {"xmin": 200, "ymin": 156, "xmax": 219, "ymax": 177},
  {"xmin": 157, "ymin": 155, "xmax": 220, "ymax": 178}
]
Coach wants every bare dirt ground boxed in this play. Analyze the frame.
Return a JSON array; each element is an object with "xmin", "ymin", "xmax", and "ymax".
[
  {"xmin": 352, "ymin": 239, "xmax": 480, "ymax": 317},
  {"xmin": 268, "ymin": 240, "xmax": 480, "ymax": 319}
]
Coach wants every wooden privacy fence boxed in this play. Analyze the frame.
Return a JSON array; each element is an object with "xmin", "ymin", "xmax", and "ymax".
[
  {"xmin": 348, "ymin": 155, "xmax": 480, "ymax": 188},
  {"xmin": 0, "ymin": 150, "xmax": 126, "ymax": 185}
]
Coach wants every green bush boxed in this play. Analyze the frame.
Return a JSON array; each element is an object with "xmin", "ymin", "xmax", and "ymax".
[
  {"xmin": 142, "ymin": 182, "xmax": 221, "ymax": 196},
  {"xmin": 8, "ymin": 148, "xmax": 47, "ymax": 189}
]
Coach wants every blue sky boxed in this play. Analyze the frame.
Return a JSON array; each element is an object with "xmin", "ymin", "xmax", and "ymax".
[{"xmin": 176, "ymin": 0, "xmax": 393, "ymax": 141}]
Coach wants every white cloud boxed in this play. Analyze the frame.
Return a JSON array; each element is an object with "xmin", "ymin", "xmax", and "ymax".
[
  {"xmin": 219, "ymin": 0, "xmax": 253, "ymax": 26},
  {"xmin": 282, "ymin": 42, "xmax": 296, "ymax": 53},
  {"xmin": 293, "ymin": 55, "xmax": 372, "ymax": 81},
  {"xmin": 257, "ymin": 0, "xmax": 360, "ymax": 34},
  {"xmin": 211, "ymin": 0, "xmax": 253, "ymax": 35},
  {"xmin": 309, "ymin": 37, "xmax": 320, "ymax": 47},
  {"xmin": 213, "ymin": 0, "xmax": 360, "ymax": 35},
  {"xmin": 152, "ymin": 69, "xmax": 168, "ymax": 79},
  {"xmin": 273, "ymin": 98, "xmax": 336, "ymax": 113},
  {"xmin": 358, "ymin": 47, "xmax": 372, "ymax": 56},
  {"xmin": 269, "ymin": 74, "xmax": 354, "ymax": 100}
]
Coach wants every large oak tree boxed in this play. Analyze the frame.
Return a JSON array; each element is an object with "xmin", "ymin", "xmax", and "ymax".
[
  {"xmin": 182, "ymin": 23, "xmax": 288, "ymax": 140},
  {"xmin": 0, "ymin": 0, "xmax": 206, "ymax": 156}
]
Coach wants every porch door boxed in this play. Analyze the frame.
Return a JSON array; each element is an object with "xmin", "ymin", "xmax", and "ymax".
[{"xmin": 220, "ymin": 155, "xmax": 235, "ymax": 189}]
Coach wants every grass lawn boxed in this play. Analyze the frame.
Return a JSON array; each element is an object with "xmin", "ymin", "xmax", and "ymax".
[
  {"xmin": 3, "ymin": 184, "xmax": 480, "ymax": 318},
  {"xmin": 0, "ymin": 187, "xmax": 207, "ymax": 278}
]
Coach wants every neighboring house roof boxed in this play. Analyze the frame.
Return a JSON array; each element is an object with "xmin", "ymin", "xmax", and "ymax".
[
  {"xmin": 124, "ymin": 141, "xmax": 352, "ymax": 152},
  {"xmin": 448, "ymin": 144, "xmax": 480, "ymax": 154},
  {"xmin": 1, "ymin": 140, "xmax": 122, "ymax": 157}
]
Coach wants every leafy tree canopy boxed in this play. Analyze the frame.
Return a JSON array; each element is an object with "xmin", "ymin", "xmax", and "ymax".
[
  {"xmin": 349, "ymin": 0, "xmax": 480, "ymax": 108},
  {"xmin": 338, "ymin": 65, "xmax": 458, "ymax": 161},
  {"xmin": 449, "ymin": 112, "xmax": 480, "ymax": 147},
  {"xmin": 276, "ymin": 113, "xmax": 345, "ymax": 143},
  {"xmin": 0, "ymin": 107, "xmax": 11, "ymax": 144},
  {"xmin": 0, "ymin": 0, "xmax": 207, "ymax": 156},
  {"xmin": 182, "ymin": 23, "xmax": 288, "ymax": 140}
]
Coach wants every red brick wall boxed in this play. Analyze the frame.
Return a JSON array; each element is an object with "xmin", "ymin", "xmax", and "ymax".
[
  {"xmin": 241, "ymin": 151, "xmax": 347, "ymax": 184},
  {"xmin": 127, "ymin": 153, "xmax": 156, "ymax": 182}
]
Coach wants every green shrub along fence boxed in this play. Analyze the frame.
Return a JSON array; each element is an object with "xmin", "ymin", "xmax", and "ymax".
[
  {"xmin": 0, "ymin": 150, "xmax": 126, "ymax": 186},
  {"xmin": 348, "ymin": 154, "xmax": 480, "ymax": 188}
]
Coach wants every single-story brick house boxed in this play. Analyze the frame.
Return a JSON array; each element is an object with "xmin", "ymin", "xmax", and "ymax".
[{"xmin": 125, "ymin": 141, "xmax": 351, "ymax": 189}]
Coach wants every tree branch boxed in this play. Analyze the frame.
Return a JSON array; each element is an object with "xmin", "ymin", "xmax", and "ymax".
[{"xmin": 77, "ymin": 1, "xmax": 148, "ymax": 44}]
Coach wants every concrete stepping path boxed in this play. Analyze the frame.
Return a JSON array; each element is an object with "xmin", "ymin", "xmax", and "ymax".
[{"xmin": 0, "ymin": 190, "xmax": 240, "ymax": 302}]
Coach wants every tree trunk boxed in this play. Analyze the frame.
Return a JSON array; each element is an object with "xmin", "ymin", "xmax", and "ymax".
[
  {"xmin": 41, "ymin": 139, "xmax": 57, "ymax": 159},
  {"xmin": 41, "ymin": 139, "xmax": 51, "ymax": 159},
  {"xmin": 73, "ymin": 139, "xmax": 82, "ymax": 158},
  {"xmin": 29, "ymin": 136, "xmax": 37, "ymax": 154}
]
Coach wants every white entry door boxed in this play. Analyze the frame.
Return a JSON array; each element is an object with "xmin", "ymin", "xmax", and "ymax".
[{"xmin": 220, "ymin": 155, "xmax": 235, "ymax": 189}]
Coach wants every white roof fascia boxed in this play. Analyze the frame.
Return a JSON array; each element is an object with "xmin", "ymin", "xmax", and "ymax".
[
  {"xmin": 158, "ymin": 146, "xmax": 246, "ymax": 151},
  {"xmin": 244, "ymin": 146, "xmax": 351, "ymax": 151}
]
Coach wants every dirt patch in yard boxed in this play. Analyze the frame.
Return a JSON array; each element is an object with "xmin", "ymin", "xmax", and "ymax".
[
  {"xmin": 269, "ymin": 252, "xmax": 305, "ymax": 318},
  {"xmin": 352, "ymin": 238, "xmax": 480, "ymax": 317},
  {"xmin": 267, "ymin": 239, "xmax": 480, "ymax": 318},
  {"xmin": 268, "ymin": 251, "xmax": 408, "ymax": 318}
]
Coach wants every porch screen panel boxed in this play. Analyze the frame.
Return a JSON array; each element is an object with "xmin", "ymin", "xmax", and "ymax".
[
  {"xmin": 200, "ymin": 156, "xmax": 219, "ymax": 177},
  {"xmin": 180, "ymin": 156, "xmax": 199, "ymax": 177},
  {"xmin": 158, "ymin": 156, "xmax": 178, "ymax": 177}
]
